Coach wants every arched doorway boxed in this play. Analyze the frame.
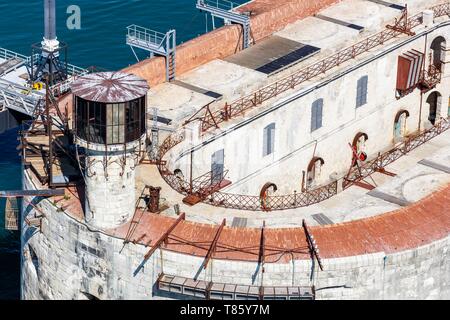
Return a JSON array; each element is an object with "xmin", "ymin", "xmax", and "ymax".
[
  {"xmin": 260, "ymin": 182, "xmax": 278, "ymax": 211},
  {"xmin": 426, "ymin": 91, "xmax": 441, "ymax": 125},
  {"xmin": 394, "ymin": 110, "xmax": 410, "ymax": 140},
  {"xmin": 307, "ymin": 157, "xmax": 324, "ymax": 188},
  {"xmin": 351, "ymin": 132, "xmax": 368, "ymax": 166},
  {"xmin": 430, "ymin": 36, "xmax": 446, "ymax": 71}
]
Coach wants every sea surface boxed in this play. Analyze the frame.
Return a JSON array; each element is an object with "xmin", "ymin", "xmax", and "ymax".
[{"xmin": 0, "ymin": 0, "xmax": 247, "ymax": 300}]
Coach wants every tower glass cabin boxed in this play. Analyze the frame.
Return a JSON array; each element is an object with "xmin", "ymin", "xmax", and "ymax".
[{"xmin": 71, "ymin": 72, "xmax": 149, "ymax": 229}]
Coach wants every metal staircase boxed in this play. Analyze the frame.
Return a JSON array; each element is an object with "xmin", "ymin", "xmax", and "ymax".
[
  {"xmin": 196, "ymin": 0, "xmax": 252, "ymax": 49},
  {"xmin": 126, "ymin": 25, "xmax": 177, "ymax": 81}
]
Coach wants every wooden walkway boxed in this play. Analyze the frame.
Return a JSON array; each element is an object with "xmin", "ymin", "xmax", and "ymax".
[{"xmin": 4, "ymin": 197, "xmax": 19, "ymax": 231}]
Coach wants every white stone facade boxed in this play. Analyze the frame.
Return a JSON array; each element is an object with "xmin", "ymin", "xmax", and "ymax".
[
  {"xmin": 20, "ymin": 170, "xmax": 450, "ymax": 300},
  {"xmin": 19, "ymin": 8, "xmax": 450, "ymax": 301},
  {"xmin": 169, "ymin": 21, "xmax": 450, "ymax": 196},
  {"xmin": 83, "ymin": 149, "xmax": 137, "ymax": 229}
]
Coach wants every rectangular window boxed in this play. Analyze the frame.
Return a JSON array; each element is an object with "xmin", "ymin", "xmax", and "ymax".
[
  {"xmin": 311, "ymin": 99, "xmax": 323, "ymax": 132},
  {"xmin": 356, "ymin": 76, "xmax": 368, "ymax": 108},
  {"xmin": 263, "ymin": 123, "xmax": 276, "ymax": 156}
]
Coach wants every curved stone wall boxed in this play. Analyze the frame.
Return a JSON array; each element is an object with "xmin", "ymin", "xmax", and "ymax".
[{"xmin": 20, "ymin": 167, "xmax": 450, "ymax": 299}]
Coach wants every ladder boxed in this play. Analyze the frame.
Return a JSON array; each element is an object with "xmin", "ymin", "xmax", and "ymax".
[
  {"xmin": 196, "ymin": 0, "xmax": 252, "ymax": 49},
  {"xmin": 150, "ymin": 107, "xmax": 159, "ymax": 161},
  {"xmin": 4, "ymin": 197, "xmax": 19, "ymax": 231}
]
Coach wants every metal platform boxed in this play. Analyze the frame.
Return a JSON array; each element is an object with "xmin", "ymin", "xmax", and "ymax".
[
  {"xmin": 126, "ymin": 25, "xmax": 176, "ymax": 81},
  {"xmin": 157, "ymin": 273, "xmax": 315, "ymax": 300},
  {"xmin": 196, "ymin": 0, "xmax": 252, "ymax": 49},
  {"xmin": 225, "ymin": 35, "xmax": 320, "ymax": 75}
]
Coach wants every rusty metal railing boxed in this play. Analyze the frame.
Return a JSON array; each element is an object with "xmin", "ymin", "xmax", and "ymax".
[
  {"xmin": 157, "ymin": 117, "xmax": 450, "ymax": 211},
  {"xmin": 185, "ymin": 3, "xmax": 450, "ymax": 133},
  {"xmin": 344, "ymin": 118, "xmax": 450, "ymax": 188},
  {"xmin": 156, "ymin": 130, "xmax": 339, "ymax": 211}
]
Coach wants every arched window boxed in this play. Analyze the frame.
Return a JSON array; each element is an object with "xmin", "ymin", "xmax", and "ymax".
[
  {"xmin": 430, "ymin": 36, "xmax": 446, "ymax": 71},
  {"xmin": 307, "ymin": 157, "xmax": 324, "ymax": 187},
  {"xmin": 426, "ymin": 91, "xmax": 442, "ymax": 125},
  {"xmin": 311, "ymin": 99, "xmax": 323, "ymax": 132},
  {"xmin": 356, "ymin": 76, "xmax": 368, "ymax": 108},
  {"xmin": 394, "ymin": 110, "xmax": 410, "ymax": 139}
]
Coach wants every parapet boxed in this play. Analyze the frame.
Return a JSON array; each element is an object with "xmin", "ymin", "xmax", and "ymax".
[{"xmin": 122, "ymin": 0, "xmax": 340, "ymax": 86}]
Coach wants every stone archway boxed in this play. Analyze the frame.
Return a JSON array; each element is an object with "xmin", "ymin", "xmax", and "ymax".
[
  {"xmin": 394, "ymin": 110, "xmax": 410, "ymax": 140},
  {"xmin": 430, "ymin": 36, "xmax": 446, "ymax": 71},
  {"xmin": 307, "ymin": 157, "xmax": 324, "ymax": 188}
]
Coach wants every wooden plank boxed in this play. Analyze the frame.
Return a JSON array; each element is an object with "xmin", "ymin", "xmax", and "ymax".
[
  {"xmin": 143, "ymin": 213, "xmax": 186, "ymax": 260},
  {"xmin": 0, "ymin": 189, "xmax": 65, "ymax": 198},
  {"xmin": 4, "ymin": 198, "xmax": 19, "ymax": 231},
  {"xmin": 201, "ymin": 219, "xmax": 226, "ymax": 270}
]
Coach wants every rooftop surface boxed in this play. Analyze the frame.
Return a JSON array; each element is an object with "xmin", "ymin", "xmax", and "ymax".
[
  {"xmin": 146, "ymin": 0, "xmax": 443, "ymax": 129},
  {"xmin": 71, "ymin": 71, "xmax": 149, "ymax": 103}
]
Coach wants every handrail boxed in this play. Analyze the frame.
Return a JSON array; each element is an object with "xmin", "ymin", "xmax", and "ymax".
[
  {"xmin": 127, "ymin": 24, "xmax": 167, "ymax": 48},
  {"xmin": 0, "ymin": 47, "xmax": 28, "ymax": 61},
  {"xmin": 199, "ymin": 0, "xmax": 243, "ymax": 11},
  {"xmin": 157, "ymin": 117, "xmax": 450, "ymax": 211}
]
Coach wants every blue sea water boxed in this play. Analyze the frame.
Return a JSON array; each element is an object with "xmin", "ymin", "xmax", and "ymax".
[{"xmin": 0, "ymin": 0, "xmax": 247, "ymax": 300}]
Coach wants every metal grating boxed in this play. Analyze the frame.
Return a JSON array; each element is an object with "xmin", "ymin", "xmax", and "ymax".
[
  {"xmin": 315, "ymin": 14, "xmax": 364, "ymax": 31},
  {"xmin": 311, "ymin": 213, "xmax": 334, "ymax": 226},
  {"xmin": 418, "ymin": 159, "xmax": 450, "ymax": 174},
  {"xmin": 172, "ymin": 80, "xmax": 222, "ymax": 100},
  {"xmin": 231, "ymin": 217, "xmax": 248, "ymax": 228},
  {"xmin": 367, "ymin": 190, "xmax": 411, "ymax": 207},
  {"xmin": 367, "ymin": 0, "xmax": 405, "ymax": 10},
  {"xmin": 256, "ymin": 45, "xmax": 321, "ymax": 75}
]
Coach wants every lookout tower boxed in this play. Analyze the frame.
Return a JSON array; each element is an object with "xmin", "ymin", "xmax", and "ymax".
[{"xmin": 71, "ymin": 72, "xmax": 149, "ymax": 229}]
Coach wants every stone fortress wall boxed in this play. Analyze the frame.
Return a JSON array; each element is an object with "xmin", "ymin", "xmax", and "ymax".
[
  {"xmin": 21, "ymin": 169, "xmax": 450, "ymax": 300},
  {"xmin": 167, "ymin": 23, "xmax": 450, "ymax": 196},
  {"xmin": 20, "ymin": 0, "xmax": 450, "ymax": 300}
]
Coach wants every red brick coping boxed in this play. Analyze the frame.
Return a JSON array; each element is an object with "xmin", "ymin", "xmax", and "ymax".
[{"xmin": 107, "ymin": 184, "xmax": 450, "ymax": 263}]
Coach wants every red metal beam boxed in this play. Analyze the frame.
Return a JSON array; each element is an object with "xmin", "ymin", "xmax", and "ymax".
[
  {"xmin": 302, "ymin": 220, "xmax": 323, "ymax": 271},
  {"xmin": 258, "ymin": 221, "xmax": 265, "ymax": 265},
  {"xmin": 201, "ymin": 219, "xmax": 226, "ymax": 270},
  {"xmin": 353, "ymin": 181, "xmax": 376, "ymax": 191},
  {"xmin": 143, "ymin": 213, "xmax": 186, "ymax": 260},
  {"xmin": 375, "ymin": 168, "xmax": 397, "ymax": 177}
]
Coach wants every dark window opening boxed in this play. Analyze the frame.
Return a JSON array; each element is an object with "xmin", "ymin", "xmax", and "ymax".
[
  {"xmin": 263, "ymin": 123, "xmax": 276, "ymax": 156},
  {"xmin": 311, "ymin": 99, "xmax": 323, "ymax": 132},
  {"xmin": 430, "ymin": 36, "xmax": 446, "ymax": 71},
  {"xmin": 76, "ymin": 96, "xmax": 146, "ymax": 145},
  {"xmin": 427, "ymin": 92, "xmax": 441, "ymax": 125}
]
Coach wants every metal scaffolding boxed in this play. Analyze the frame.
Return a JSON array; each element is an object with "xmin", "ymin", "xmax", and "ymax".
[
  {"xmin": 196, "ymin": 0, "xmax": 252, "ymax": 49},
  {"xmin": 126, "ymin": 25, "xmax": 177, "ymax": 81}
]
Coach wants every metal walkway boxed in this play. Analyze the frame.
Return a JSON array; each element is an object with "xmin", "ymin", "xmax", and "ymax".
[
  {"xmin": 196, "ymin": 0, "xmax": 252, "ymax": 49},
  {"xmin": 126, "ymin": 25, "xmax": 176, "ymax": 81}
]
